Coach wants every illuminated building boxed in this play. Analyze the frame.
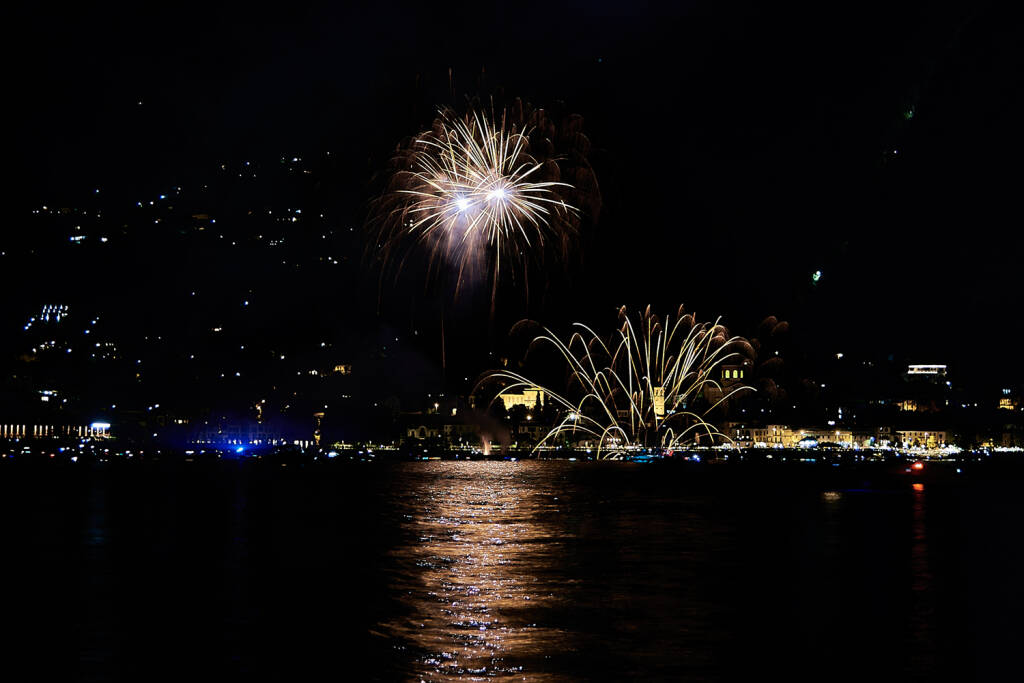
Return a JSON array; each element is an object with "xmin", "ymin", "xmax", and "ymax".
[
  {"xmin": 906, "ymin": 364, "xmax": 947, "ymax": 377},
  {"xmin": 905, "ymin": 365, "xmax": 950, "ymax": 388},
  {"xmin": 191, "ymin": 421, "xmax": 287, "ymax": 446},
  {"xmin": 0, "ymin": 422, "xmax": 110, "ymax": 438},
  {"xmin": 499, "ymin": 388, "xmax": 544, "ymax": 411},
  {"xmin": 313, "ymin": 411, "xmax": 324, "ymax": 446},
  {"xmin": 652, "ymin": 386, "xmax": 665, "ymax": 418},
  {"xmin": 900, "ymin": 365, "xmax": 951, "ymax": 414},
  {"xmin": 794, "ymin": 428, "xmax": 854, "ymax": 447},
  {"xmin": 746, "ymin": 427, "xmax": 857, "ymax": 448},
  {"xmin": 405, "ymin": 422, "xmax": 478, "ymax": 442},
  {"xmin": 407, "ymin": 424, "xmax": 441, "ymax": 439},
  {"xmin": 1000, "ymin": 429, "xmax": 1023, "ymax": 448},
  {"xmin": 721, "ymin": 424, "xmax": 841, "ymax": 447},
  {"xmin": 896, "ymin": 430, "xmax": 951, "ymax": 449},
  {"xmin": 720, "ymin": 365, "xmax": 747, "ymax": 382},
  {"xmin": 762, "ymin": 425, "xmax": 790, "ymax": 446},
  {"xmin": 852, "ymin": 429, "xmax": 878, "ymax": 448},
  {"xmin": 722, "ymin": 425, "xmax": 881, "ymax": 448},
  {"xmin": 999, "ymin": 390, "xmax": 1019, "ymax": 411},
  {"xmin": 723, "ymin": 423, "xmax": 776, "ymax": 447}
]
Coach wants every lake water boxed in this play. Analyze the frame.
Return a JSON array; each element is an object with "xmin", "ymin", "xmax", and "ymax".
[{"xmin": 3, "ymin": 459, "xmax": 1022, "ymax": 680}]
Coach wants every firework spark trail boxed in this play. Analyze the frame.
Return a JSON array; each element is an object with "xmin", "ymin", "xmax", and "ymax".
[
  {"xmin": 478, "ymin": 306, "xmax": 755, "ymax": 459},
  {"xmin": 372, "ymin": 110, "xmax": 579, "ymax": 308}
]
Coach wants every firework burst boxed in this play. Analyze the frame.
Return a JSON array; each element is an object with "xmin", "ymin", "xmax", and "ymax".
[
  {"xmin": 479, "ymin": 305, "xmax": 755, "ymax": 458},
  {"xmin": 371, "ymin": 109, "xmax": 579, "ymax": 308}
]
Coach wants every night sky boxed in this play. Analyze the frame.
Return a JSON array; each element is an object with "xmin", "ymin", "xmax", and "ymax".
[{"xmin": 9, "ymin": 1, "xmax": 1023, "ymax": 398}]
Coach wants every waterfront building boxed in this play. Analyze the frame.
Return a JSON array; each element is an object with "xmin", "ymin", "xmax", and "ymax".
[
  {"xmin": 191, "ymin": 420, "xmax": 287, "ymax": 446},
  {"xmin": 0, "ymin": 422, "xmax": 110, "ymax": 439},
  {"xmin": 895, "ymin": 429, "xmax": 951, "ymax": 449},
  {"xmin": 721, "ymin": 424, "xmax": 795, "ymax": 447},
  {"xmin": 790, "ymin": 427, "xmax": 855, "ymax": 447}
]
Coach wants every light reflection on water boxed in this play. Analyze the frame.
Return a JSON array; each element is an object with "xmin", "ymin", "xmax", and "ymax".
[
  {"xmin": 381, "ymin": 462, "xmax": 571, "ymax": 680},
  {"xmin": 908, "ymin": 482, "xmax": 936, "ymax": 673},
  {"xmin": 5, "ymin": 459, "xmax": 1013, "ymax": 680}
]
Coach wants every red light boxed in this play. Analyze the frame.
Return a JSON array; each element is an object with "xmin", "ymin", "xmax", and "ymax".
[
  {"xmin": 911, "ymin": 461, "xmax": 924, "ymax": 471},
  {"xmin": 913, "ymin": 483, "xmax": 924, "ymax": 492}
]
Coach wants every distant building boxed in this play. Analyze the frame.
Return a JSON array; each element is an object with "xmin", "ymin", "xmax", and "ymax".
[
  {"xmin": 999, "ymin": 389, "xmax": 1019, "ymax": 411},
  {"xmin": 765, "ymin": 425, "xmax": 790, "ymax": 446},
  {"xmin": 896, "ymin": 429, "xmax": 951, "ymax": 449},
  {"xmin": 191, "ymin": 420, "xmax": 288, "ymax": 446},
  {"xmin": 900, "ymin": 365, "xmax": 951, "ymax": 413},
  {"xmin": 906, "ymin": 364, "xmax": 947, "ymax": 378},
  {"xmin": 404, "ymin": 421, "xmax": 478, "ymax": 444},
  {"xmin": 406, "ymin": 424, "xmax": 441, "ymax": 439},
  {"xmin": 515, "ymin": 422, "xmax": 549, "ymax": 444},
  {"xmin": 0, "ymin": 422, "xmax": 110, "ymax": 439},
  {"xmin": 1000, "ymin": 429, "xmax": 1023, "ymax": 448},
  {"xmin": 720, "ymin": 365, "xmax": 747, "ymax": 382},
  {"xmin": 719, "ymin": 423, "xmax": 790, "ymax": 447},
  {"xmin": 852, "ymin": 429, "xmax": 877, "ymax": 448},
  {"xmin": 729, "ymin": 426, "xmax": 862, "ymax": 448},
  {"xmin": 723, "ymin": 423, "xmax": 778, "ymax": 447},
  {"xmin": 790, "ymin": 427, "xmax": 855, "ymax": 447},
  {"xmin": 499, "ymin": 388, "xmax": 544, "ymax": 411},
  {"xmin": 905, "ymin": 365, "xmax": 948, "ymax": 385}
]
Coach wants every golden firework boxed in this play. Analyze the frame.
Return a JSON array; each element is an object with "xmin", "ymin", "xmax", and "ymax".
[
  {"xmin": 373, "ymin": 109, "xmax": 578, "ymax": 305},
  {"xmin": 480, "ymin": 305, "xmax": 755, "ymax": 458}
]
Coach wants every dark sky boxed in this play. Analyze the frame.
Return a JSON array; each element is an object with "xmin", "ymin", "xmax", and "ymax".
[{"xmin": 10, "ymin": 1, "xmax": 1024, "ymax": 383}]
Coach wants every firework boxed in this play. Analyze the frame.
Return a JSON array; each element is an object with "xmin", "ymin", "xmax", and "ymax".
[
  {"xmin": 479, "ymin": 305, "xmax": 755, "ymax": 458},
  {"xmin": 371, "ymin": 108, "xmax": 580, "ymax": 307}
]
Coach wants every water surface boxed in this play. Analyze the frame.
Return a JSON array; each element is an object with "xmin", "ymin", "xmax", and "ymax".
[{"xmin": 3, "ymin": 460, "xmax": 1021, "ymax": 680}]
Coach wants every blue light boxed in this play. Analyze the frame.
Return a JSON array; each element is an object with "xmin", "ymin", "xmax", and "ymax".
[{"xmin": 235, "ymin": 446, "xmax": 245, "ymax": 453}]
